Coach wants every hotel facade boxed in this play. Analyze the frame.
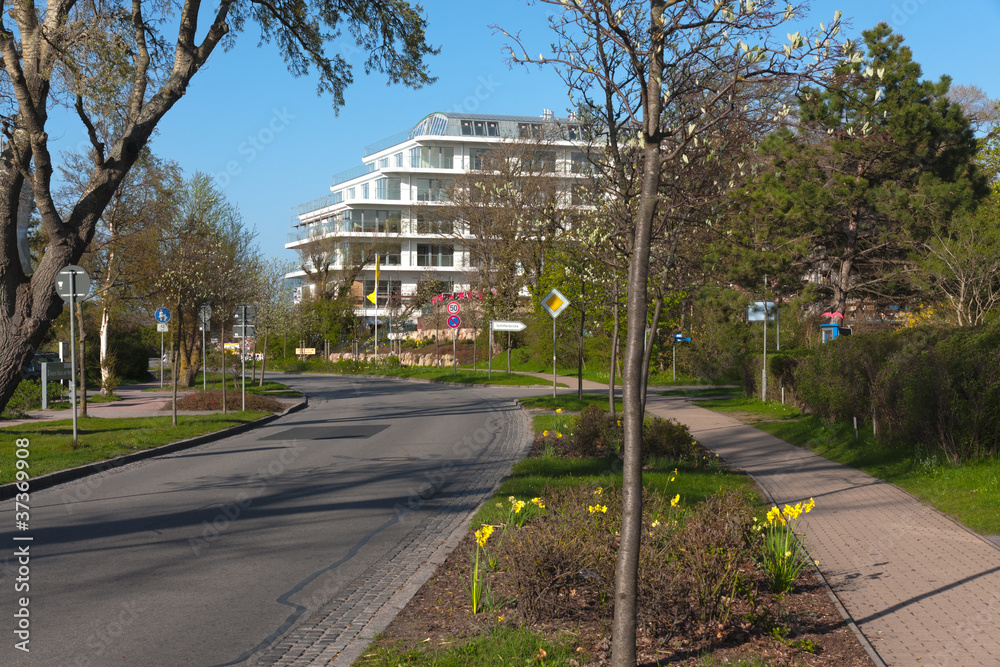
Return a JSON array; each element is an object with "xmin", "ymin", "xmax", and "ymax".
[{"xmin": 285, "ymin": 111, "xmax": 588, "ymax": 324}]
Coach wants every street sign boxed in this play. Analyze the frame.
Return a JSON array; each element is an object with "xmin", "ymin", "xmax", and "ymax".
[
  {"xmin": 199, "ymin": 302, "xmax": 212, "ymax": 324},
  {"xmin": 541, "ymin": 288, "xmax": 570, "ymax": 319},
  {"xmin": 234, "ymin": 304, "xmax": 256, "ymax": 323},
  {"xmin": 447, "ymin": 315, "xmax": 461, "ymax": 329},
  {"xmin": 55, "ymin": 265, "xmax": 91, "ymax": 302},
  {"xmin": 41, "ymin": 362, "xmax": 72, "ymax": 380},
  {"xmin": 154, "ymin": 307, "xmax": 171, "ymax": 323},
  {"xmin": 491, "ymin": 320, "xmax": 527, "ymax": 332},
  {"xmin": 233, "ymin": 325, "xmax": 256, "ymax": 338},
  {"xmin": 157, "ymin": 323, "xmax": 169, "ymax": 333},
  {"xmin": 747, "ymin": 301, "xmax": 776, "ymax": 322},
  {"xmin": 446, "ymin": 300, "xmax": 461, "ymax": 315}
]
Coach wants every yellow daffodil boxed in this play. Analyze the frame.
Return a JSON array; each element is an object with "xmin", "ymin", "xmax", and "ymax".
[
  {"xmin": 556, "ymin": 408, "xmax": 562, "ymax": 414},
  {"xmin": 543, "ymin": 430, "xmax": 549, "ymax": 437},
  {"xmin": 671, "ymin": 494, "xmax": 680, "ymax": 507},
  {"xmin": 512, "ymin": 500, "xmax": 526, "ymax": 514},
  {"xmin": 475, "ymin": 525, "xmax": 494, "ymax": 547},
  {"xmin": 651, "ymin": 520, "xmax": 661, "ymax": 528},
  {"xmin": 594, "ymin": 487, "xmax": 603, "ymax": 495},
  {"xmin": 587, "ymin": 504, "xmax": 608, "ymax": 514},
  {"xmin": 804, "ymin": 497, "xmax": 816, "ymax": 513},
  {"xmin": 556, "ymin": 432, "xmax": 563, "ymax": 438},
  {"xmin": 531, "ymin": 497, "xmax": 545, "ymax": 508}
]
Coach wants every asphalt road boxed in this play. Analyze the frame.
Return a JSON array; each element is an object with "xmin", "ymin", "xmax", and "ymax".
[{"xmin": 0, "ymin": 374, "xmax": 528, "ymax": 666}]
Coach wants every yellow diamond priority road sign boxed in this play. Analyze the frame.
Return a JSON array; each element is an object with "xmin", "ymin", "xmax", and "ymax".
[{"xmin": 541, "ymin": 288, "xmax": 570, "ymax": 319}]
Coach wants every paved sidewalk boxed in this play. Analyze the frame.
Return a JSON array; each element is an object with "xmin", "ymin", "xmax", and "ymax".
[
  {"xmin": 646, "ymin": 394, "xmax": 1000, "ymax": 667},
  {"xmin": 1, "ymin": 381, "xmax": 262, "ymax": 427}
]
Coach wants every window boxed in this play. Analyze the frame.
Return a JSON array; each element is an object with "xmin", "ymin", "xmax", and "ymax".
[
  {"xmin": 525, "ymin": 151, "xmax": 556, "ymax": 173},
  {"xmin": 518, "ymin": 122, "xmax": 544, "ymax": 139},
  {"xmin": 572, "ymin": 183, "xmax": 595, "ymax": 206},
  {"xmin": 469, "ymin": 148, "xmax": 488, "ymax": 170},
  {"xmin": 394, "ymin": 152, "xmax": 403, "ymax": 167},
  {"xmin": 376, "ymin": 177, "xmax": 401, "ymax": 200},
  {"xmin": 416, "ymin": 178, "xmax": 452, "ymax": 202},
  {"xmin": 346, "ymin": 187, "xmax": 355, "ymax": 200},
  {"xmin": 417, "ymin": 243, "xmax": 454, "ymax": 267},
  {"xmin": 361, "ymin": 183, "xmax": 369, "ymax": 200},
  {"xmin": 378, "ymin": 157, "xmax": 389, "ymax": 169},
  {"xmin": 410, "ymin": 146, "xmax": 454, "ymax": 169},
  {"xmin": 343, "ymin": 210, "xmax": 401, "ymax": 234},
  {"xmin": 416, "ymin": 213, "xmax": 454, "ymax": 235},
  {"xmin": 362, "ymin": 275, "xmax": 402, "ymax": 304},
  {"xmin": 571, "ymin": 151, "xmax": 591, "ymax": 174},
  {"xmin": 462, "ymin": 120, "xmax": 499, "ymax": 136}
]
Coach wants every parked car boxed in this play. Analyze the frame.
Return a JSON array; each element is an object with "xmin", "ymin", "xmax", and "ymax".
[{"xmin": 20, "ymin": 352, "xmax": 61, "ymax": 380}]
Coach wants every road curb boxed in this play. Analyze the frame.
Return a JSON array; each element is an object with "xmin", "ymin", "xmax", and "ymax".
[{"xmin": 0, "ymin": 397, "xmax": 307, "ymax": 501}]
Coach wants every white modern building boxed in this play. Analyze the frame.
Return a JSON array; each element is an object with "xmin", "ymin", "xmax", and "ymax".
[{"xmin": 285, "ymin": 110, "xmax": 588, "ymax": 324}]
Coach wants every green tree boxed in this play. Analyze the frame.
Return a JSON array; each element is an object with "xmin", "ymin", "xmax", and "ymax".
[
  {"xmin": 734, "ymin": 24, "xmax": 987, "ymax": 321},
  {"xmin": 0, "ymin": 0, "xmax": 437, "ymax": 414},
  {"xmin": 502, "ymin": 3, "xmax": 842, "ymax": 663}
]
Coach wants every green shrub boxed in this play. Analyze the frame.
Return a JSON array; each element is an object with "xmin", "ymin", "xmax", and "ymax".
[
  {"xmin": 495, "ymin": 486, "xmax": 758, "ymax": 643},
  {"xmin": 3, "ymin": 379, "xmax": 67, "ymax": 417},
  {"xmin": 643, "ymin": 416, "xmax": 699, "ymax": 460}
]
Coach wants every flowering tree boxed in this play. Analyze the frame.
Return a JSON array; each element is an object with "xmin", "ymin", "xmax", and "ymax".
[
  {"xmin": 0, "ymin": 0, "xmax": 437, "ymax": 414},
  {"xmin": 500, "ymin": 2, "xmax": 843, "ymax": 663}
]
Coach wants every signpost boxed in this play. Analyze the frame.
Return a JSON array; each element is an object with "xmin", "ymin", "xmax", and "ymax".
[
  {"xmin": 40, "ymin": 362, "xmax": 71, "ymax": 409},
  {"xmin": 56, "ymin": 265, "xmax": 90, "ymax": 442},
  {"xmin": 488, "ymin": 320, "xmax": 527, "ymax": 380},
  {"xmin": 447, "ymin": 314, "xmax": 461, "ymax": 375},
  {"xmin": 154, "ymin": 307, "xmax": 171, "ymax": 387},
  {"xmin": 199, "ymin": 303, "xmax": 212, "ymax": 391},
  {"xmin": 235, "ymin": 304, "xmax": 255, "ymax": 411},
  {"xmin": 541, "ymin": 288, "xmax": 571, "ymax": 397},
  {"xmin": 671, "ymin": 333, "xmax": 692, "ymax": 381}
]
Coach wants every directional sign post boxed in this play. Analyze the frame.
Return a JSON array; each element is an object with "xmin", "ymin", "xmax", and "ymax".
[
  {"xmin": 56, "ymin": 265, "xmax": 90, "ymax": 442},
  {"xmin": 235, "ymin": 304, "xmax": 255, "ymax": 411},
  {"xmin": 541, "ymin": 288, "xmax": 571, "ymax": 398},
  {"xmin": 488, "ymin": 320, "xmax": 527, "ymax": 380},
  {"xmin": 199, "ymin": 303, "xmax": 212, "ymax": 391}
]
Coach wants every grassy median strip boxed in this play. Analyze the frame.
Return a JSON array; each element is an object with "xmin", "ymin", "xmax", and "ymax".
[
  {"xmin": 698, "ymin": 396, "xmax": 1000, "ymax": 536},
  {"xmin": 0, "ymin": 413, "xmax": 270, "ymax": 483}
]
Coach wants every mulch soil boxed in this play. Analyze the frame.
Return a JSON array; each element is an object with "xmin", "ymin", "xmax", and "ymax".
[{"xmin": 367, "ymin": 528, "xmax": 874, "ymax": 666}]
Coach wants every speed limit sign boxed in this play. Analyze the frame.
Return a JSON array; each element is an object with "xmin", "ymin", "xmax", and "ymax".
[{"xmin": 447, "ymin": 300, "xmax": 461, "ymax": 315}]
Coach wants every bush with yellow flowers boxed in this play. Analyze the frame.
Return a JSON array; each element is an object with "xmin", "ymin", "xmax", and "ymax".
[{"xmin": 755, "ymin": 498, "xmax": 816, "ymax": 593}]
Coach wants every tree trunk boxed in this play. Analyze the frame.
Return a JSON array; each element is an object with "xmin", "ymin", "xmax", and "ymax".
[
  {"xmin": 77, "ymin": 302, "xmax": 88, "ymax": 417},
  {"xmin": 578, "ymin": 301, "xmax": 585, "ymax": 401},
  {"xmin": 99, "ymin": 303, "xmax": 112, "ymax": 395},
  {"xmin": 609, "ymin": 299, "xmax": 620, "ymax": 417},
  {"xmin": 612, "ymin": 136, "xmax": 661, "ymax": 667},
  {"xmin": 640, "ymin": 295, "xmax": 663, "ymax": 415}
]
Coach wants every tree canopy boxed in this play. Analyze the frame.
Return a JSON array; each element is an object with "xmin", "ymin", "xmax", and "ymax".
[{"xmin": 0, "ymin": 0, "xmax": 437, "ymax": 413}]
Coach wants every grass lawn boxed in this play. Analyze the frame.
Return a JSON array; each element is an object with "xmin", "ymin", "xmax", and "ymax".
[
  {"xmin": 699, "ymin": 397, "xmax": 1000, "ymax": 536},
  {"xmin": 518, "ymin": 394, "xmax": 622, "ymax": 412},
  {"xmin": 0, "ymin": 413, "xmax": 270, "ymax": 483}
]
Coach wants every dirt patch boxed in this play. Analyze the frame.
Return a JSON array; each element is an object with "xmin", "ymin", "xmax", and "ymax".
[{"xmin": 368, "ymin": 530, "xmax": 874, "ymax": 666}]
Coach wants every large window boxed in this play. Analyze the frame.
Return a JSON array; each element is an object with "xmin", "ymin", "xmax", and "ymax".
[
  {"xmin": 376, "ymin": 177, "xmax": 401, "ymax": 200},
  {"xmin": 461, "ymin": 120, "xmax": 499, "ymax": 136},
  {"xmin": 518, "ymin": 122, "xmax": 544, "ymax": 139},
  {"xmin": 416, "ymin": 213, "xmax": 453, "ymax": 235},
  {"xmin": 361, "ymin": 183, "xmax": 369, "ymax": 200},
  {"xmin": 394, "ymin": 152, "xmax": 403, "ymax": 167},
  {"xmin": 469, "ymin": 148, "xmax": 489, "ymax": 170},
  {"xmin": 416, "ymin": 178, "xmax": 452, "ymax": 202},
  {"xmin": 342, "ymin": 210, "xmax": 401, "ymax": 234},
  {"xmin": 417, "ymin": 243, "xmax": 454, "ymax": 267},
  {"xmin": 571, "ymin": 151, "xmax": 592, "ymax": 174},
  {"xmin": 410, "ymin": 146, "xmax": 455, "ymax": 169}
]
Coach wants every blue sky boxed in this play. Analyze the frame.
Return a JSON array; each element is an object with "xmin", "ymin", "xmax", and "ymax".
[{"xmin": 55, "ymin": 1, "xmax": 1000, "ymax": 263}]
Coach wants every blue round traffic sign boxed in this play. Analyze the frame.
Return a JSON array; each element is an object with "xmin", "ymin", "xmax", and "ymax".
[
  {"xmin": 447, "ymin": 315, "xmax": 461, "ymax": 329},
  {"xmin": 155, "ymin": 307, "xmax": 171, "ymax": 323}
]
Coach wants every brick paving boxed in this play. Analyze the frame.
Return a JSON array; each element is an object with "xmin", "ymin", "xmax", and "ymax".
[
  {"xmin": 248, "ymin": 394, "xmax": 532, "ymax": 666},
  {"xmin": 646, "ymin": 395, "xmax": 1000, "ymax": 667}
]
